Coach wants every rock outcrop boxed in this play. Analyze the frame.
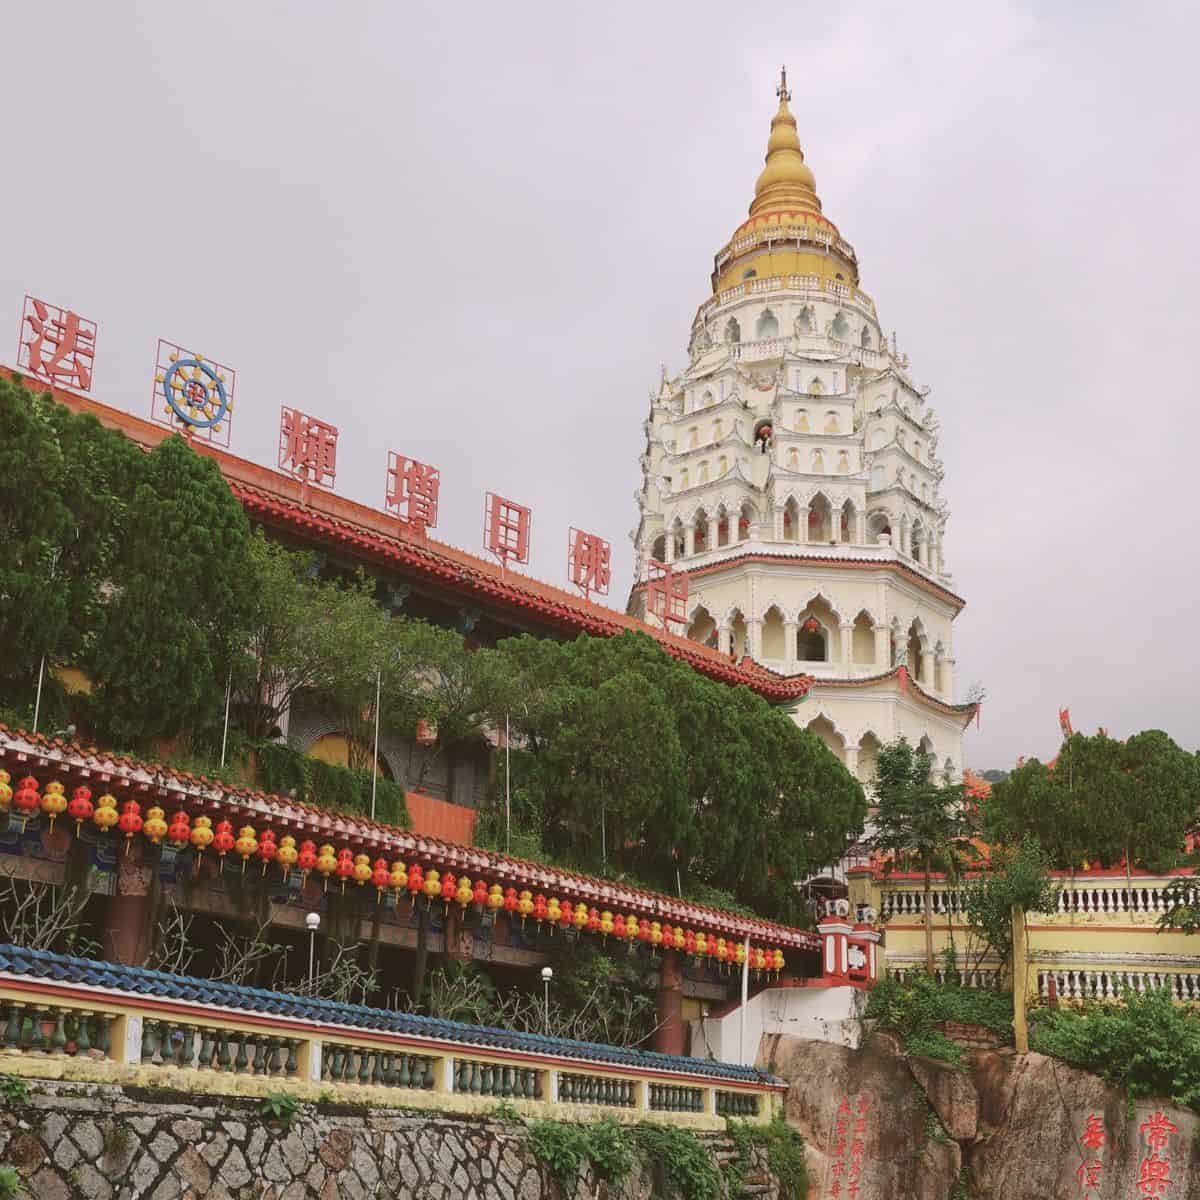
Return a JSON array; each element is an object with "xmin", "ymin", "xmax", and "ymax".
[{"xmin": 761, "ymin": 1031, "xmax": 1199, "ymax": 1199}]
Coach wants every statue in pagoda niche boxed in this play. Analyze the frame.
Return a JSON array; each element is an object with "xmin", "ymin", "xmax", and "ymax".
[{"xmin": 794, "ymin": 305, "xmax": 814, "ymax": 336}]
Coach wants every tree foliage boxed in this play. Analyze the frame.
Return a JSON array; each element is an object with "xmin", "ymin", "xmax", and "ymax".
[
  {"xmin": 487, "ymin": 631, "xmax": 865, "ymax": 920},
  {"xmin": 986, "ymin": 731, "xmax": 1200, "ymax": 871},
  {"xmin": 961, "ymin": 836, "xmax": 1058, "ymax": 969}
]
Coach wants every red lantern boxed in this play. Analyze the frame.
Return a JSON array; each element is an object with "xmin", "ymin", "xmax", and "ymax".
[
  {"xmin": 297, "ymin": 839, "xmax": 318, "ymax": 878},
  {"xmin": 440, "ymin": 871, "xmax": 456, "ymax": 911},
  {"xmin": 118, "ymin": 800, "xmax": 143, "ymax": 851},
  {"xmin": 13, "ymin": 777, "xmax": 39, "ymax": 827},
  {"xmin": 335, "ymin": 848, "xmax": 355, "ymax": 892},
  {"xmin": 372, "ymin": 857, "xmax": 390, "ymax": 897},
  {"xmin": 503, "ymin": 887, "xmax": 518, "ymax": 914},
  {"xmin": 472, "ymin": 878, "xmax": 489, "ymax": 908},
  {"xmin": 212, "ymin": 819, "xmax": 235, "ymax": 868},
  {"xmin": 167, "ymin": 811, "xmax": 191, "ymax": 846},
  {"xmin": 587, "ymin": 907, "xmax": 600, "ymax": 932},
  {"xmin": 258, "ymin": 829, "xmax": 278, "ymax": 873},
  {"xmin": 803, "ymin": 616, "xmax": 821, "ymax": 634},
  {"xmin": 636, "ymin": 918, "xmax": 650, "ymax": 943},
  {"xmin": 533, "ymin": 894, "xmax": 548, "ymax": 926},
  {"xmin": 407, "ymin": 864, "xmax": 424, "ymax": 909},
  {"xmin": 683, "ymin": 929, "xmax": 696, "ymax": 955},
  {"xmin": 558, "ymin": 901, "xmax": 573, "ymax": 932},
  {"xmin": 68, "ymin": 787, "xmax": 94, "ymax": 835}
]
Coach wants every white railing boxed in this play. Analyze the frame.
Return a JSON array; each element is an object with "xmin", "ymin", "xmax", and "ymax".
[
  {"xmin": 1037, "ymin": 968, "xmax": 1200, "ymax": 1004},
  {"xmin": 889, "ymin": 967, "xmax": 1002, "ymax": 990},
  {"xmin": 880, "ymin": 881, "xmax": 1192, "ymax": 922}
]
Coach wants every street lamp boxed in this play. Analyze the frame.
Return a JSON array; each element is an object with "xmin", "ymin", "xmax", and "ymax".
[
  {"xmin": 306, "ymin": 911, "xmax": 321, "ymax": 990},
  {"xmin": 540, "ymin": 966, "xmax": 553, "ymax": 1035}
]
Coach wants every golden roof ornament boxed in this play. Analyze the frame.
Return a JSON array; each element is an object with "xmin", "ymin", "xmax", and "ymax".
[{"xmin": 750, "ymin": 64, "xmax": 822, "ymax": 218}]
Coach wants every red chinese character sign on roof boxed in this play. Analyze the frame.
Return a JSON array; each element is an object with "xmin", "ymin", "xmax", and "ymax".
[
  {"xmin": 646, "ymin": 559, "xmax": 687, "ymax": 628},
  {"xmin": 386, "ymin": 453, "xmax": 440, "ymax": 530},
  {"xmin": 484, "ymin": 492, "xmax": 531, "ymax": 576},
  {"xmin": 278, "ymin": 407, "xmax": 338, "ymax": 490},
  {"xmin": 152, "ymin": 339, "xmax": 235, "ymax": 446},
  {"xmin": 568, "ymin": 527, "xmax": 611, "ymax": 600},
  {"xmin": 19, "ymin": 296, "xmax": 96, "ymax": 391}
]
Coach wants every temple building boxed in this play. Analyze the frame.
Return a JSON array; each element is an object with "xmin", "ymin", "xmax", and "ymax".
[{"xmin": 629, "ymin": 71, "xmax": 975, "ymax": 784}]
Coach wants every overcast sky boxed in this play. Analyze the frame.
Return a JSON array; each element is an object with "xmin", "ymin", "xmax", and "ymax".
[{"xmin": 2, "ymin": 2, "xmax": 1197, "ymax": 769}]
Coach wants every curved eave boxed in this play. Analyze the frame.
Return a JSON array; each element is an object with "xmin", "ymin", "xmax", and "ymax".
[
  {"xmin": 811, "ymin": 666, "xmax": 979, "ymax": 727},
  {"xmin": 0, "ymin": 726, "xmax": 821, "ymax": 952}
]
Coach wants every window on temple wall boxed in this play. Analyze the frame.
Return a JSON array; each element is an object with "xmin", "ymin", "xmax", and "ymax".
[
  {"xmin": 867, "ymin": 510, "xmax": 891, "ymax": 544},
  {"xmin": 729, "ymin": 610, "xmax": 748, "ymax": 657},
  {"xmin": 907, "ymin": 621, "xmax": 927, "ymax": 680},
  {"xmin": 824, "ymin": 411, "xmax": 839, "ymax": 434},
  {"xmin": 837, "ymin": 450, "xmax": 850, "ymax": 474},
  {"xmin": 717, "ymin": 454, "xmax": 728, "ymax": 477},
  {"xmin": 702, "ymin": 389, "xmax": 713, "ymax": 408},
  {"xmin": 795, "ymin": 304, "xmax": 814, "ymax": 335},
  {"xmin": 808, "ymin": 376, "xmax": 824, "ymax": 396},
  {"xmin": 756, "ymin": 308, "xmax": 779, "ymax": 338},
  {"xmin": 798, "ymin": 596, "xmax": 839, "ymax": 662},
  {"xmin": 712, "ymin": 419, "xmax": 723, "ymax": 441},
  {"xmin": 831, "ymin": 311, "xmax": 849, "ymax": 340},
  {"xmin": 693, "ymin": 507, "xmax": 709, "ymax": 552},
  {"xmin": 725, "ymin": 318, "xmax": 741, "ymax": 344},
  {"xmin": 795, "ymin": 409, "xmax": 810, "ymax": 432},
  {"xmin": 762, "ymin": 606, "xmax": 786, "ymax": 659},
  {"xmin": 810, "ymin": 449, "xmax": 825, "ymax": 473},
  {"xmin": 679, "ymin": 467, "xmax": 689, "ymax": 490},
  {"xmin": 699, "ymin": 461, "xmax": 710, "ymax": 484},
  {"xmin": 857, "ymin": 732, "xmax": 881, "ymax": 783},
  {"xmin": 808, "ymin": 493, "xmax": 833, "ymax": 541},
  {"xmin": 739, "ymin": 501, "xmax": 755, "ymax": 541},
  {"xmin": 717, "ymin": 508, "xmax": 730, "ymax": 547},
  {"xmin": 806, "ymin": 715, "xmax": 845, "ymax": 763},
  {"xmin": 651, "ymin": 533, "xmax": 666, "ymax": 561},
  {"xmin": 688, "ymin": 605, "xmax": 717, "ymax": 648},
  {"xmin": 840, "ymin": 499, "xmax": 855, "ymax": 542},
  {"xmin": 689, "ymin": 427, "xmax": 699, "ymax": 449},
  {"xmin": 861, "ymin": 326, "xmax": 872, "ymax": 349},
  {"xmin": 911, "ymin": 520, "xmax": 925, "ymax": 559},
  {"xmin": 783, "ymin": 496, "xmax": 800, "ymax": 542},
  {"xmin": 787, "ymin": 447, "xmax": 799, "ymax": 469},
  {"xmin": 852, "ymin": 611, "xmax": 875, "ymax": 663}
]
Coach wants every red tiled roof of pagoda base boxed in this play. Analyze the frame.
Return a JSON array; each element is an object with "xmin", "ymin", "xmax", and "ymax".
[
  {"xmin": 10, "ymin": 370, "xmax": 812, "ymax": 705},
  {"xmin": 0, "ymin": 726, "xmax": 819, "ymax": 952},
  {"xmin": 632, "ymin": 549, "xmax": 966, "ymax": 611}
]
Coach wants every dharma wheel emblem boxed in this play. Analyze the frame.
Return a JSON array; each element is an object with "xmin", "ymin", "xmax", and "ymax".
[{"xmin": 160, "ymin": 354, "xmax": 230, "ymax": 430}]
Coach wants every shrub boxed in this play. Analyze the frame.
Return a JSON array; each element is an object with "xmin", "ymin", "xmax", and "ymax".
[
  {"xmin": 726, "ymin": 1116, "xmax": 808, "ymax": 1199},
  {"xmin": 634, "ymin": 1124, "xmax": 722, "ymax": 1200},
  {"xmin": 0, "ymin": 1166, "xmax": 24, "ymax": 1198},
  {"xmin": 1029, "ymin": 988, "xmax": 1200, "ymax": 1112}
]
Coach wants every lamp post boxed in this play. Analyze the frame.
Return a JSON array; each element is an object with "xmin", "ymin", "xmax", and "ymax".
[
  {"xmin": 306, "ymin": 911, "xmax": 321, "ymax": 991},
  {"xmin": 540, "ymin": 966, "xmax": 553, "ymax": 1035}
]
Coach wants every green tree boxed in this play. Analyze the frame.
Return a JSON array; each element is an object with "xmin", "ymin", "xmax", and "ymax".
[
  {"xmin": 89, "ymin": 435, "xmax": 255, "ymax": 749},
  {"xmin": 0, "ymin": 380, "xmax": 141, "ymax": 705},
  {"xmin": 873, "ymin": 737, "xmax": 970, "ymax": 975},
  {"xmin": 983, "ymin": 758, "xmax": 1090, "ymax": 872}
]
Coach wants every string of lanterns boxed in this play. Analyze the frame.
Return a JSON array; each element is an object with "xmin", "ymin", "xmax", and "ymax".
[{"xmin": 0, "ymin": 771, "xmax": 788, "ymax": 977}]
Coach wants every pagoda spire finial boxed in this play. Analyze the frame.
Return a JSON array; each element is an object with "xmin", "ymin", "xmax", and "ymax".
[
  {"xmin": 749, "ymin": 67, "xmax": 821, "ymax": 217},
  {"xmin": 777, "ymin": 64, "xmax": 790, "ymax": 103}
]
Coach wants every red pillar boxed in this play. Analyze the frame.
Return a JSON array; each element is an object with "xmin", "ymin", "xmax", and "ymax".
[
  {"xmin": 654, "ymin": 948, "xmax": 685, "ymax": 1055},
  {"xmin": 104, "ymin": 844, "xmax": 155, "ymax": 967}
]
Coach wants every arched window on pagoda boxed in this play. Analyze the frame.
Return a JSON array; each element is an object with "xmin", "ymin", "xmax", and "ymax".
[
  {"xmin": 852, "ymin": 610, "xmax": 875, "ymax": 664},
  {"xmin": 756, "ymin": 308, "xmax": 779, "ymax": 339},
  {"xmin": 808, "ymin": 493, "xmax": 833, "ymax": 541},
  {"xmin": 725, "ymin": 318, "xmax": 741, "ymax": 344},
  {"xmin": 688, "ymin": 605, "xmax": 717, "ymax": 648},
  {"xmin": 797, "ymin": 613, "xmax": 829, "ymax": 662}
]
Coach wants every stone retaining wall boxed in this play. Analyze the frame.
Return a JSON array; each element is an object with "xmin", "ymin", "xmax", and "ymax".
[{"xmin": 0, "ymin": 1080, "xmax": 782, "ymax": 1200}]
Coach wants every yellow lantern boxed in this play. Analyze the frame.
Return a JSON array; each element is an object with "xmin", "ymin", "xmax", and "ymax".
[
  {"xmin": 0, "ymin": 770, "xmax": 11, "ymax": 811},
  {"xmin": 546, "ymin": 897, "xmax": 561, "ymax": 927},
  {"xmin": 573, "ymin": 902, "xmax": 588, "ymax": 930},
  {"xmin": 734, "ymin": 941, "xmax": 746, "ymax": 966},
  {"xmin": 93, "ymin": 794, "xmax": 119, "ymax": 833},
  {"xmin": 517, "ymin": 890, "xmax": 533, "ymax": 925},
  {"xmin": 650, "ymin": 921, "xmax": 663, "ymax": 946},
  {"xmin": 315, "ymin": 844, "xmax": 338, "ymax": 884},
  {"xmin": 695, "ymin": 932, "xmax": 708, "ymax": 959},
  {"xmin": 390, "ymin": 860, "xmax": 407, "ymax": 893},
  {"xmin": 189, "ymin": 813, "xmax": 213, "ymax": 848},
  {"xmin": 422, "ymin": 868, "xmax": 441, "ymax": 908},
  {"xmin": 143, "ymin": 806, "xmax": 168, "ymax": 845},
  {"xmin": 599, "ymin": 910, "xmax": 614, "ymax": 940},
  {"xmin": 671, "ymin": 926, "xmax": 685, "ymax": 951},
  {"xmin": 487, "ymin": 884, "xmax": 504, "ymax": 912},
  {"xmin": 623, "ymin": 915, "xmax": 638, "ymax": 941},
  {"xmin": 455, "ymin": 876, "xmax": 473, "ymax": 909},
  {"xmin": 40, "ymin": 781, "xmax": 67, "ymax": 829},
  {"xmin": 235, "ymin": 826, "xmax": 258, "ymax": 871},
  {"xmin": 772, "ymin": 949, "xmax": 785, "ymax": 973},
  {"xmin": 276, "ymin": 836, "xmax": 298, "ymax": 877}
]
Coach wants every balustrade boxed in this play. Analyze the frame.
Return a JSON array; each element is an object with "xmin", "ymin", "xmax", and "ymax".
[
  {"xmin": 453, "ymin": 1057, "xmax": 541, "ymax": 1101},
  {"xmin": 1037, "ymin": 968, "xmax": 1200, "ymax": 1004},
  {"xmin": 323, "ymin": 1043, "xmax": 433, "ymax": 1090},
  {"xmin": 715, "ymin": 1090, "xmax": 760, "ymax": 1117},
  {"xmin": 140, "ymin": 1019, "xmax": 301, "ymax": 1078},
  {"xmin": 0, "ymin": 1001, "xmax": 115, "ymax": 1058},
  {"xmin": 648, "ymin": 1082, "xmax": 702, "ymax": 1113},
  {"xmin": 881, "ymin": 881, "xmax": 1190, "ymax": 922},
  {"xmin": 559, "ymin": 1072, "xmax": 635, "ymax": 1107}
]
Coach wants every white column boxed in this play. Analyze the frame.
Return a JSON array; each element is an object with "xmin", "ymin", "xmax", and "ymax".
[
  {"xmin": 844, "ymin": 745, "xmax": 860, "ymax": 777},
  {"xmin": 664, "ymin": 530, "xmax": 675, "ymax": 564},
  {"xmin": 717, "ymin": 624, "xmax": 732, "ymax": 656},
  {"xmin": 856, "ymin": 511, "xmax": 867, "ymax": 545},
  {"xmin": 919, "ymin": 649, "xmax": 934, "ymax": 689},
  {"xmin": 829, "ymin": 509, "xmax": 841, "ymax": 545},
  {"xmin": 840, "ymin": 621, "xmax": 854, "ymax": 672},
  {"xmin": 873, "ymin": 623, "xmax": 890, "ymax": 668},
  {"xmin": 684, "ymin": 523, "xmax": 696, "ymax": 558},
  {"xmin": 798, "ymin": 506, "xmax": 810, "ymax": 544},
  {"xmin": 707, "ymin": 517, "xmax": 719, "ymax": 552},
  {"xmin": 746, "ymin": 617, "xmax": 763, "ymax": 662},
  {"xmin": 940, "ymin": 655, "xmax": 955, "ymax": 700},
  {"xmin": 783, "ymin": 620, "xmax": 798, "ymax": 670},
  {"xmin": 773, "ymin": 506, "xmax": 785, "ymax": 541}
]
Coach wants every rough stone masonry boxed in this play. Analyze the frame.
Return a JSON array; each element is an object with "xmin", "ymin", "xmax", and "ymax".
[{"xmin": 0, "ymin": 1080, "xmax": 783, "ymax": 1200}]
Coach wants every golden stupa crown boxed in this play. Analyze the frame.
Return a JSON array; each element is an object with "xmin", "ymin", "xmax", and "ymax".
[{"xmin": 749, "ymin": 66, "xmax": 822, "ymax": 218}]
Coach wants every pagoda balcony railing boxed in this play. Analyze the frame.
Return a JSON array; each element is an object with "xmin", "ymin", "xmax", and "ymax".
[
  {"xmin": 878, "ymin": 876, "xmax": 1195, "ymax": 924},
  {"xmin": 697, "ymin": 274, "xmax": 878, "ymax": 324},
  {"xmin": 0, "ymin": 945, "xmax": 781, "ymax": 1126}
]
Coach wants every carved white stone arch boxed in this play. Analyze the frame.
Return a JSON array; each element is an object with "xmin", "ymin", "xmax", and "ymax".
[
  {"xmin": 794, "ymin": 588, "xmax": 848, "ymax": 625},
  {"xmin": 803, "ymin": 706, "xmax": 851, "ymax": 746}
]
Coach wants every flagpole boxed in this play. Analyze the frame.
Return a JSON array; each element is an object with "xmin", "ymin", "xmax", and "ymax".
[
  {"xmin": 738, "ymin": 933, "xmax": 751, "ymax": 1065},
  {"xmin": 370, "ymin": 667, "xmax": 381, "ymax": 821}
]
